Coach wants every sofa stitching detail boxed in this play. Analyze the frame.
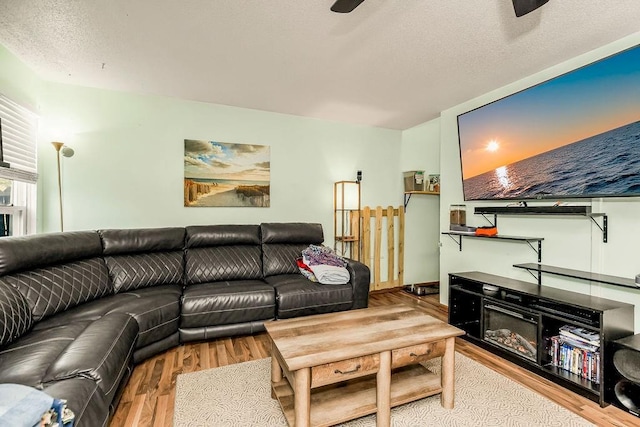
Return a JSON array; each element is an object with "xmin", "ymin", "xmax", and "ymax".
[
  {"xmin": 137, "ymin": 316, "xmax": 180, "ymax": 335},
  {"xmin": 75, "ymin": 382, "xmax": 98, "ymax": 423},
  {"xmin": 107, "ymin": 300, "xmax": 178, "ymax": 318},
  {"xmin": 103, "ymin": 336, "xmax": 136, "ymax": 396},
  {"xmin": 132, "ymin": 301, "xmax": 179, "ymax": 317}
]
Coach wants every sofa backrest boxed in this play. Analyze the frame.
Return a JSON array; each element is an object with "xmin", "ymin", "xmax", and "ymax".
[
  {"xmin": 99, "ymin": 227, "xmax": 186, "ymax": 292},
  {"xmin": 0, "ymin": 231, "xmax": 112, "ymax": 323},
  {"xmin": 184, "ymin": 225, "xmax": 262, "ymax": 285},
  {"xmin": 260, "ymin": 223, "xmax": 324, "ymax": 277}
]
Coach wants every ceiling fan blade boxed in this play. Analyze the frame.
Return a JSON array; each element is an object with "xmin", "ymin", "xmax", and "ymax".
[
  {"xmin": 331, "ymin": 0, "xmax": 366, "ymax": 13},
  {"xmin": 512, "ymin": 0, "xmax": 550, "ymax": 17}
]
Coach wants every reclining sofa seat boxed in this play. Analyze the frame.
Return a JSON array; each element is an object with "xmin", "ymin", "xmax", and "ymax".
[
  {"xmin": 261, "ymin": 222, "xmax": 357, "ymax": 318},
  {"xmin": 97, "ymin": 227, "xmax": 184, "ymax": 362},
  {"xmin": 180, "ymin": 224, "xmax": 276, "ymax": 342},
  {"xmin": 0, "ymin": 231, "xmax": 138, "ymax": 427}
]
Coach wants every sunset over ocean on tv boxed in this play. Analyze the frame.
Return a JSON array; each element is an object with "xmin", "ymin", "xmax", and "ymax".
[{"xmin": 457, "ymin": 45, "xmax": 640, "ymax": 201}]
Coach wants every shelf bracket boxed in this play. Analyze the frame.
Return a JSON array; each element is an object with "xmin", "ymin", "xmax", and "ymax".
[
  {"xmin": 446, "ymin": 233, "xmax": 462, "ymax": 251},
  {"xmin": 480, "ymin": 213, "xmax": 497, "ymax": 227},
  {"xmin": 522, "ymin": 267, "xmax": 542, "ymax": 285},
  {"xmin": 403, "ymin": 193, "xmax": 412, "ymax": 211},
  {"xmin": 589, "ymin": 214, "xmax": 608, "ymax": 243},
  {"xmin": 524, "ymin": 240, "xmax": 542, "ymax": 263}
]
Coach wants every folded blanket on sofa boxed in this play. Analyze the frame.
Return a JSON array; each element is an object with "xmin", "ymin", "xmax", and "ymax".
[
  {"xmin": 308, "ymin": 264, "xmax": 350, "ymax": 285},
  {"xmin": 301, "ymin": 244, "xmax": 347, "ymax": 267}
]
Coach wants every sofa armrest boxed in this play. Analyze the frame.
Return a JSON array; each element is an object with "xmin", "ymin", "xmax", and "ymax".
[{"xmin": 345, "ymin": 259, "xmax": 370, "ymax": 309}]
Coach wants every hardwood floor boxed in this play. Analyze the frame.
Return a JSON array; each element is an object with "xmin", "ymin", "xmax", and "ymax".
[{"xmin": 109, "ymin": 291, "xmax": 638, "ymax": 427}]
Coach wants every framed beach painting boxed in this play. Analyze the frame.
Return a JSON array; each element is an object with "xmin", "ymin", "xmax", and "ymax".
[{"xmin": 184, "ymin": 140, "xmax": 270, "ymax": 207}]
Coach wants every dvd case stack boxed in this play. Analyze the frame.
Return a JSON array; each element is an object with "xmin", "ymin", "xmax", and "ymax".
[{"xmin": 549, "ymin": 325, "xmax": 601, "ymax": 384}]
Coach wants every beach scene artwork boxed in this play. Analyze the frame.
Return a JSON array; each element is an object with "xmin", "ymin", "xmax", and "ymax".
[{"xmin": 184, "ymin": 140, "xmax": 270, "ymax": 207}]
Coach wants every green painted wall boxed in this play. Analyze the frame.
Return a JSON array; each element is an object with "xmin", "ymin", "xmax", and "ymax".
[
  {"xmin": 36, "ymin": 82, "xmax": 403, "ymax": 238},
  {"xmin": 400, "ymin": 119, "xmax": 441, "ymax": 284}
]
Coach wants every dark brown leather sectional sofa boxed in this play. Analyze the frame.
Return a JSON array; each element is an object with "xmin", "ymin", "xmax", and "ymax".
[{"xmin": 0, "ymin": 223, "xmax": 370, "ymax": 426}]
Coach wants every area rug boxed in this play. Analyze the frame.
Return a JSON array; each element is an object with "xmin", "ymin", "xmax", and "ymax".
[{"xmin": 174, "ymin": 353, "xmax": 593, "ymax": 426}]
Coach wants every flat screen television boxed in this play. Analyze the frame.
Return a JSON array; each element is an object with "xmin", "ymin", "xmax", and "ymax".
[{"xmin": 457, "ymin": 44, "xmax": 640, "ymax": 201}]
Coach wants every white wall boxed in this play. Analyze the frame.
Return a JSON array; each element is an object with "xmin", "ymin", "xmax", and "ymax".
[
  {"xmin": 439, "ymin": 32, "xmax": 640, "ymax": 332},
  {"xmin": 400, "ymin": 119, "xmax": 441, "ymax": 284}
]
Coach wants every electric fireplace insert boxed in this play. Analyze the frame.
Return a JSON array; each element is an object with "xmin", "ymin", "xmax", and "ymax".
[{"xmin": 483, "ymin": 302, "xmax": 539, "ymax": 363}]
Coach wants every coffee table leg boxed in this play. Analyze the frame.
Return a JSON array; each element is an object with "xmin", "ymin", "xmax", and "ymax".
[
  {"xmin": 271, "ymin": 343, "xmax": 283, "ymax": 399},
  {"xmin": 294, "ymin": 367, "xmax": 311, "ymax": 427},
  {"xmin": 271, "ymin": 350, "xmax": 283, "ymax": 383},
  {"xmin": 441, "ymin": 337, "xmax": 456, "ymax": 409},
  {"xmin": 376, "ymin": 350, "xmax": 391, "ymax": 427}
]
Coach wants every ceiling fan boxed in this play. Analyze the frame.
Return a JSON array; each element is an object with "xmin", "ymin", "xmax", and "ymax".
[
  {"xmin": 330, "ymin": 0, "xmax": 365, "ymax": 14},
  {"xmin": 330, "ymin": 0, "xmax": 550, "ymax": 17},
  {"xmin": 512, "ymin": 0, "xmax": 550, "ymax": 17}
]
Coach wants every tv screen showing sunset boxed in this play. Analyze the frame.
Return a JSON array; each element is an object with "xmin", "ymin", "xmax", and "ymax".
[{"xmin": 457, "ymin": 45, "xmax": 640, "ymax": 201}]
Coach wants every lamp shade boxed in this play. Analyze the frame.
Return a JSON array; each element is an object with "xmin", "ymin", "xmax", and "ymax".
[{"xmin": 335, "ymin": 181, "xmax": 360, "ymax": 210}]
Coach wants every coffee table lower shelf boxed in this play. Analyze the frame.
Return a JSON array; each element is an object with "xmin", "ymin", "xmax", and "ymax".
[{"xmin": 271, "ymin": 364, "xmax": 441, "ymax": 427}]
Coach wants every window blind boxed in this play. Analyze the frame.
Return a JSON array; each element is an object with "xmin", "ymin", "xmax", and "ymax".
[{"xmin": 0, "ymin": 94, "xmax": 38, "ymax": 183}]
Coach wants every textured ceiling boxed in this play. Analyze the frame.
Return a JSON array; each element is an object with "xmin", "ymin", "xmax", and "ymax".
[{"xmin": 1, "ymin": 0, "xmax": 640, "ymax": 130}]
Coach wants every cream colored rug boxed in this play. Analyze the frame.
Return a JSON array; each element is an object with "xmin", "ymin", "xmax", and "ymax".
[{"xmin": 174, "ymin": 353, "xmax": 593, "ymax": 426}]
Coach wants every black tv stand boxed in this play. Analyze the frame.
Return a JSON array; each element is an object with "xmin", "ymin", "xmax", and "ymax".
[{"xmin": 448, "ymin": 271, "xmax": 634, "ymax": 407}]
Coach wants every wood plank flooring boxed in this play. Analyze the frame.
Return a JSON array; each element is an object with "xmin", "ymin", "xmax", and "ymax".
[{"xmin": 109, "ymin": 291, "xmax": 639, "ymax": 427}]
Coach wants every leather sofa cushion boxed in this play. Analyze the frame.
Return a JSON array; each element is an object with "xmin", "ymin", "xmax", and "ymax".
[
  {"xmin": 0, "ymin": 279, "xmax": 32, "ymax": 347},
  {"xmin": 4, "ymin": 257, "xmax": 112, "ymax": 322},
  {"xmin": 184, "ymin": 225, "xmax": 263, "ymax": 284},
  {"xmin": 185, "ymin": 246, "xmax": 262, "ymax": 284},
  {"xmin": 111, "ymin": 286, "xmax": 181, "ymax": 350},
  {"xmin": 0, "ymin": 321, "xmax": 95, "ymax": 387},
  {"xmin": 99, "ymin": 227, "xmax": 185, "ymax": 254},
  {"xmin": 33, "ymin": 285, "xmax": 181, "ymax": 351},
  {"xmin": 266, "ymin": 274, "xmax": 353, "ymax": 319},
  {"xmin": 100, "ymin": 227, "xmax": 186, "ymax": 292},
  {"xmin": 43, "ymin": 312, "xmax": 138, "ymax": 401},
  {"xmin": 262, "ymin": 243, "xmax": 309, "ymax": 277},
  {"xmin": 0, "ymin": 313, "xmax": 137, "ymax": 404},
  {"xmin": 181, "ymin": 280, "xmax": 275, "ymax": 328},
  {"xmin": 0, "ymin": 231, "xmax": 103, "ymax": 276},
  {"xmin": 261, "ymin": 223, "xmax": 323, "ymax": 244},
  {"xmin": 261, "ymin": 223, "xmax": 324, "ymax": 277},
  {"xmin": 105, "ymin": 251, "xmax": 183, "ymax": 292},
  {"xmin": 185, "ymin": 225, "xmax": 260, "ymax": 248}
]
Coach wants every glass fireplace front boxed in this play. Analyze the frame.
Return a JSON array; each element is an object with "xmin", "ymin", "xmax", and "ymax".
[{"xmin": 483, "ymin": 302, "xmax": 539, "ymax": 362}]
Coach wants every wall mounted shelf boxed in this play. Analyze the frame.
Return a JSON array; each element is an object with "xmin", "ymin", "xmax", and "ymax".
[
  {"xmin": 514, "ymin": 263, "xmax": 639, "ymax": 289},
  {"xmin": 442, "ymin": 232, "xmax": 543, "ymax": 262},
  {"xmin": 474, "ymin": 206, "xmax": 608, "ymax": 242},
  {"xmin": 403, "ymin": 191, "xmax": 439, "ymax": 210}
]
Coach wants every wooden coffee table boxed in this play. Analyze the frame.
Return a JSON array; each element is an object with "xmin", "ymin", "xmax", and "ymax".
[{"xmin": 264, "ymin": 304, "xmax": 465, "ymax": 427}]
